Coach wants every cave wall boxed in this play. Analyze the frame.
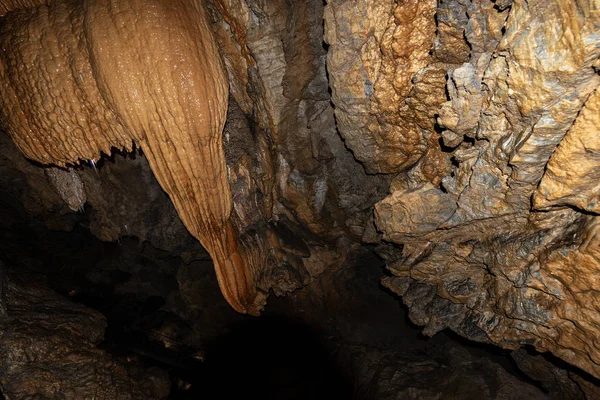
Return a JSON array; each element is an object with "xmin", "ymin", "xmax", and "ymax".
[
  {"xmin": 374, "ymin": 0, "xmax": 600, "ymax": 379},
  {"xmin": 1, "ymin": 0, "xmax": 600, "ymax": 382},
  {"xmin": 0, "ymin": 261, "xmax": 170, "ymax": 399},
  {"xmin": 201, "ymin": 0, "xmax": 600, "ymax": 380},
  {"xmin": 210, "ymin": 0, "xmax": 600, "ymax": 379}
]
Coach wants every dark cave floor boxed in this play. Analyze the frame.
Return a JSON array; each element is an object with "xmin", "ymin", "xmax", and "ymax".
[{"xmin": 0, "ymin": 190, "xmax": 580, "ymax": 399}]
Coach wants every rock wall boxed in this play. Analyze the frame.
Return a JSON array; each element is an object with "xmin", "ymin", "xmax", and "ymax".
[
  {"xmin": 210, "ymin": 0, "xmax": 600, "ymax": 379},
  {"xmin": 367, "ymin": 0, "xmax": 600, "ymax": 379},
  {"xmin": 0, "ymin": 261, "xmax": 170, "ymax": 399}
]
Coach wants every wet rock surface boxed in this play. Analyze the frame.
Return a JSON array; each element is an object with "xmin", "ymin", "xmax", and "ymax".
[{"xmin": 372, "ymin": 0, "xmax": 600, "ymax": 380}]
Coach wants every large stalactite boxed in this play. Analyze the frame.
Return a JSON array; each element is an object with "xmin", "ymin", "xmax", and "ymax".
[{"xmin": 0, "ymin": 0, "xmax": 263, "ymax": 314}]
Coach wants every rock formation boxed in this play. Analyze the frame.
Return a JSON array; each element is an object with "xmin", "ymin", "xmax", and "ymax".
[
  {"xmin": 373, "ymin": 0, "xmax": 600, "ymax": 380},
  {"xmin": 0, "ymin": 261, "xmax": 170, "ymax": 399},
  {"xmin": 0, "ymin": 0, "xmax": 263, "ymax": 315},
  {"xmin": 1, "ymin": 0, "xmax": 600, "ymax": 393}
]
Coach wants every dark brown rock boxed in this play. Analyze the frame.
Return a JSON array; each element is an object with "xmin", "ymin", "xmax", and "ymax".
[{"xmin": 0, "ymin": 262, "xmax": 170, "ymax": 399}]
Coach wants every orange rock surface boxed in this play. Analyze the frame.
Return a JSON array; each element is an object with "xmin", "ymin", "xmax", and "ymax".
[{"xmin": 0, "ymin": 0, "xmax": 262, "ymax": 314}]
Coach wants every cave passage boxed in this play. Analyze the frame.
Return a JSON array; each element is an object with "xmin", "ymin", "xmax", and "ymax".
[
  {"xmin": 0, "ymin": 189, "xmax": 351, "ymax": 398},
  {"xmin": 0, "ymin": 188, "xmax": 560, "ymax": 399},
  {"xmin": 1, "ymin": 0, "xmax": 600, "ymax": 397}
]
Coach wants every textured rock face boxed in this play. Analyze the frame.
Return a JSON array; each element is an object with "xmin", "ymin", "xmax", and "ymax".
[
  {"xmin": 511, "ymin": 349, "xmax": 600, "ymax": 399},
  {"xmin": 2, "ymin": 0, "xmax": 600, "ymax": 389},
  {"xmin": 340, "ymin": 342, "xmax": 548, "ymax": 400},
  {"xmin": 209, "ymin": 0, "xmax": 389, "ymax": 240},
  {"xmin": 206, "ymin": 0, "xmax": 390, "ymax": 300},
  {"xmin": 0, "ymin": 262, "xmax": 170, "ymax": 399},
  {"xmin": 372, "ymin": 0, "xmax": 600, "ymax": 381},
  {"xmin": 534, "ymin": 90, "xmax": 600, "ymax": 212},
  {"xmin": 324, "ymin": 0, "xmax": 442, "ymax": 174}
]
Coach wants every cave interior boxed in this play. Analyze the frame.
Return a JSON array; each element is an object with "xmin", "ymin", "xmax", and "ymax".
[{"xmin": 1, "ymin": 0, "xmax": 600, "ymax": 399}]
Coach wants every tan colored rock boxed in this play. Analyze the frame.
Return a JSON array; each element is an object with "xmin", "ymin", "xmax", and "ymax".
[
  {"xmin": 0, "ymin": 0, "xmax": 48, "ymax": 16},
  {"xmin": 432, "ymin": 0, "xmax": 470, "ymax": 64},
  {"xmin": 377, "ymin": 0, "xmax": 600, "ymax": 381},
  {"xmin": 210, "ymin": 0, "xmax": 390, "ymax": 262},
  {"xmin": 438, "ymin": 63, "xmax": 485, "ymax": 141},
  {"xmin": 0, "ymin": 0, "xmax": 262, "ymax": 315},
  {"xmin": 4, "ymin": 0, "xmax": 600, "ymax": 386},
  {"xmin": 534, "ymin": 89, "xmax": 600, "ymax": 212},
  {"xmin": 324, "ymin": 0, "xmax": 440, "ymax": 174},
  {"xmin": 2, "ymin": 0, "xmax": 392, "ymax": 315},
  {"xmin": 210, "ymin": 0, "xmax": 254, "ymax": 114},
  {"xmin": 375, "ymin": 183, "xmax": 457, "ymax": 241}
]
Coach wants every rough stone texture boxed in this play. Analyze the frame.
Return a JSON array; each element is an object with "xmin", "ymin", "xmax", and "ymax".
[
  {"xmin": 44, "ymin": 166, "xmax": 86, "ymax": 212},
  {"xmin": 511, "ymin": 349, "xmax": 600, "ymax": 400},
  {"xmin": 0, "ymin": 0, "xmax": 392, "ymax": 317},
  {"xmin": 0, "ymin": 262, "xmax": 170, "ymax": 399},
  {"xmin": 0, "ymin": 0, "xmax": 49, "ymax": 16},
  {"xmin": 0, "ymin": 189, "xmax": 566, "ymax": 399},
  {"xmin": 324, "ymin": 0, "xmax": 442, "ymax": 174},
  {"xmin": 0, "ymin": 134, "xmax": 75, "ymax": 230},
  {"xmin": 207, "ymin": 0, "xmax": 391, "ymax": 301},
  {"xmin": 209, "ymin": 0, "xmax": 390, "ymax": 242},
  {"xmin": 339, "ymin": 342, "xmax": 548, "ymax": 400},
  {"xmin": 0, "ymin": 0, "xmax": 267, "ymax": 315},
  {"xmin": 376, "ymin": 0, "xmax": 600, "ymax": 381},
  {"xmin": 375, "ymin": 183, "xmax": 457, "ymax": 239},
  {"xmin": 534, "ymin": 89, "xmax": 600, "ymax": 212}
]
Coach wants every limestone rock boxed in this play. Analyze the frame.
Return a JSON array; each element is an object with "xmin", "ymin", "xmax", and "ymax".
[
  {"xmin": 534, "ymin": 89, "xmax": 600, "ymax": 213},
  {"xmin": 377, "ymin": 0, "xmax": 600, "ymax": 380},
  {"xmin": 0, "ymin": 0, "xmax": 49, "ymax": 16},
  {"xmin": 340, "ymin": 342, "xmax": 548, "ymax": 400},
  {"xmin": 511, "ymin": 349, "xmax": 599, "ymax": 399},
  {"xmin": 374, "ymin": 183, "xmax": 457, "ymax": 240},
  {"xmin": 324, "ymin": 0, "xmax": 440, "ymax": 174},
  {"xmin": 3, "ymin": 0, "xmax": 600, "ymax": 388},
  {"xmin": 0, "ymin": 262, "xmax": 170, "ymax": 399},
  {"xmin": 210, "ymin": 0, "xmax": 389, "ymax": 243},
  {"xmin": 0, "ymin": 0, "xmax": 265, "ymax": 315},
  {"xmin": 44, "ymin": 166, "xmax": 86, "ymax": 212},
  {"xmin": 438, "ymin": 63, "xmax": 485, "ymax": 142}
]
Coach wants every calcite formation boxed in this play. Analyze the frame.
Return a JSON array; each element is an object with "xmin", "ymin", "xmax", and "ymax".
[
  {"xmin": 208, "ymin": 0, "xmax": 391, "ymax": 299},
  {"xmin": 534, "ymin": 89, "xmax": 600, "ymax": 212},
  {"xmin": 209, "ymin": 0, "xmax": 389, "ymax": 241},
  {"xmin": 0, "ymin": 0, "xmax": 262, "ymax": 314},
  {"xmin": 0, "ymin": 0, "xmax": 48, "ymax": 16},
  {"xmin": 2, "ymin": 0, "xmax": 600, "ymax": 387},
  {"xmin": 324, "ymin": 0, "xmax": 442, "ymax": 174},
  {"xmin": 374, "ymin": 0, "xmax": 600, "ymax": 380}
]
